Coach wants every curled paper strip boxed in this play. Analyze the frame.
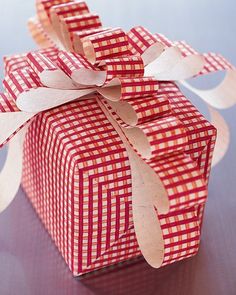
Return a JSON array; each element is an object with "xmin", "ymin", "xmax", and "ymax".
[
  {"xmin": 177, "ymin": 46, "xmax": 236, "ymax": 166},
  {"xmin": 209, "ymin": 107, "xmax": 230, "ymax": 167},
  {"xmin": 0, "ymin": 0, "xmax": 235, "ymax": 270}
]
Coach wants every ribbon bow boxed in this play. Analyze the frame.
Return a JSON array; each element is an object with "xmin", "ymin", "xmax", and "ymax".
[{"xmin": 0, "ymin": 0, "xmax": 236, "ymax": 269}]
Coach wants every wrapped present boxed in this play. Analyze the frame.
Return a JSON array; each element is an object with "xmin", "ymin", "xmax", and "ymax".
[{"xmin": 0, "ymin": 0, "xmax": 236, "ymax": 276}]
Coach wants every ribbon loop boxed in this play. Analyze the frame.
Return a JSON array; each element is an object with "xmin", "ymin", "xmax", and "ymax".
[
  {"xmin": 140, "ymin": 116, "xmax": 188, "ymax": 159},
  {"xmin": 73, "ymin": 28, "xmax": 111, "ymax": 54},
  {"xmin": 57, "ymin": 51, "xmax": 95, "ymax": 78},
  {"xmin": 101, "ymin": 94, "xmax": 170, "ymax": 128},
  {"xmin": 82, "ymin": 28, "xmax": 131, "ymax": 64},
  {"xmin": 104, "ymin": 56, "xmax": 144, "ymax": 82},
  {"xmin": 27, "ymin": 51, "xmax": 78, "ymax": 89},
  {"xmin": 50, "ymin": 1, "xmax": 90, "ymax": 45},
  {"xmin": 128, "ymin": 26, "xmax": 163, "ymax": 56},
  {"xmin": 61, "ymin": 13, "xmax": 103, "ymax": 51},
  {"xmin": 155, "ymin": 153, "xmax": 207, "ymax": 212},
  {"xmin": 3, "ymin": 69, "xmax": 42, "ymax": 100},
  {"xmin": 4, "ymin": 53, "xmax": 29, "ymax": 74}
]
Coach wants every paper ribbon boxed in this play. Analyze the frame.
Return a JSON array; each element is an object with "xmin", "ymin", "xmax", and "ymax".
[{"xmin": 0, "ymin": 0, "xmax": 236, "ymax": 268}]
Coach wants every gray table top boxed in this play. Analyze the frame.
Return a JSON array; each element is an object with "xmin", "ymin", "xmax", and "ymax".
[{"xmin": 0, "ymin": 1, "xmax": 236, "ymax": 294}]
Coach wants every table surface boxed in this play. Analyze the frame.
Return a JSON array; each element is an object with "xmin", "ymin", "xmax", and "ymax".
[{"xmin": 0, "ymin": 1, "xmax": 236, "ymax": 294}]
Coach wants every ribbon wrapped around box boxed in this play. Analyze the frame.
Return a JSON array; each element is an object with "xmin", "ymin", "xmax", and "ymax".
[{"xmin": 0, "ymin": 0, "xmax": 236, "ymax": 276}]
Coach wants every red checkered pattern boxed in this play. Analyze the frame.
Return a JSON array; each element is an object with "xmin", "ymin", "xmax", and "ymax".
[
  {"xmin": 173, "ymin": 41, "xmax": 234, "ymax": 75},
  {"xmin": 73, "ymin": 27, "xmax": 110, "ymax": 41},
  {"xmin": 159, "ymin": 81, "xmax": 217, "ymax": 181},
  {"xmin": 35, "ymin": 0, "xmax": 71, "ymax": 39},
  {"xmin": 1, "ymin": 46, "xmax": 210, "ymax": 276},
  {"xmin": 83, "ymin": 28, "xmax": 131, "ymax": 64},
  {"xmin": 151, "ymin": 152, "xmax": 207, "ymax": 212},
  {"xmin": 4, "ymin": 53, "xmax": 29, "ymax": 75},
  {"xmin": 73, "ymin": 27, "xmax": 110, "ymax": 53},
  {"xmin": 200, "ymin": 52, "xmax": 233, "ymax": 75},
  {"xmin": 39, "ymin": 46, "xmax": 60, "ymax": 62},
  {"xmin": 141, "ymin": 115, "xmax": 188, "ymax": 158},
  {"xmin": 2, "ymin": 0, "xmax": 232, "ymax": 277},
  {"xmin": 119, "ymin": 77, "xmax": 159, "ymax": 100},
  {"xmin": 128, "ymin": 95, "xmax": 171, "ymax": 125},
  {"xmin": 7, "ymin": 46, "xmax": 212, "ymax": 273},
  {"xmin": 160, "ymin": 207, "xmax": 200, "ymax": 265},
  {"xmin": 155, "ymin": 33, "xmax": 173, "ymax": 47},
  {"xmin": 57, "ymin": 50, "xmax": 95, "ymax": 75},
  {"xmin": 40, "ymin": 0, "xmax": 71, "ymax": 19},
  {"xmin": 22, "ymin": 98, "xmax": 131, "ymax": 274},
  {"xmin": 127, "ymin": 26, "xmax": 159, "ymax": 55},
  {"xmin": 5, "ymin": 48, "xmax": 59, "ymax": 76},
  {"xmin": 3, "ymin": 69, "xmax": 42, "ymax": 100},
  {"xmin": 173, "ymin": 40, "xmax": 198, "ymax": 56},
  {"xmin": 50, "ymin": 1, "xmax": 89, "ymax": 20},
  {"xmin": 61, "ymin": 13, "xmax": 102, "ymax": 45},
  {"xmin": 0, "ymin": 93, "xmax": 19, "ymax": 112},
  {"xmin": 21, "ymin": 88, "xmax": 214, "ymax": 275},
  {"xmin": 105, "ymin": 56, "xmax": 144, "ymax": 82},
  {"xmin": 27, "ymin": 51, "xmax": 57, "ymax": 75}
]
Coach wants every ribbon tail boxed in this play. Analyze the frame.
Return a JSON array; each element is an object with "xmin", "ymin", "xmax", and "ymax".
[
  {"xmin": 145, "ymin": 47, "xmax": 205, "ymax": 81},
  {"xmin": 0, "ymin": 111, "xmax": 36, "ymax": 146},
  {"xmin": 209, "ymin": 107, "xmax": 230, "ymax": 167},
  {"xmin": 179, "ymin": 68, "xmax": 236, "ymax": 109},
  {"xmin": 0, "ymin": 126, "xmax": 28, "ymax": 212},
  {"xmin": 97, "ymin": 98, "xmax": 165, "ymax": 268},
  {"xmin": 128, "ymin": 152, "xmax": 165, "ymax": 267},
  {"xmin": 16, "ymin": 88, "xmax": 95, "ymax": 113},
  {"xmin": 179, "ymin": 69, "xmax": 236, "ymax": 165}
]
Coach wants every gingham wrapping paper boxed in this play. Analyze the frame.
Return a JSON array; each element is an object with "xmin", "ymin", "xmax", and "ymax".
[
  {"xmin": 21, "ymin": 85, "xmax": 215, "ymax": 275},
  {"xmin": 2, "ymin": 44, "xmax": 211, "ymax": 276},
  {"xmin": 1, "ymin": 0, "xmax": 234, "ymax": 276}
]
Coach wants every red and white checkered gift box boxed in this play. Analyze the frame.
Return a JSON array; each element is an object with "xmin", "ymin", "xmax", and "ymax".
[
  {"xmin": 0, "ymin": 0, "xmax": 236, "ymax": 277},
  {"xmin": 21, "ymin": 87, "xmax": 215, "ymax": 275}
]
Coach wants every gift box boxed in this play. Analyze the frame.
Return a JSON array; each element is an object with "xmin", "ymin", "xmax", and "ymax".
[
  {"xmin": 21, "ymin": 85, "xmax": 216, "ymax": 276},
  {"xmin": 1, "ymin": 0, "xmax": 235, "ymax": 277}
]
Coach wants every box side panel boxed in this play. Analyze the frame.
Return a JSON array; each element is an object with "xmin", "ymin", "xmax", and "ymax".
[
  {"xmin": 163, "ymin": 83, "xmax": 217, "ymax": 225},
  {"xmin": 22, "ymin": 98, "xmax": 133, "ymax": 275},
  {"xmin": 22, "ymin": 106, "xmax": 78, "ymax": 273},
  {"xmin": 65, "ymin": 98, "xmax": 132, "ymax": 274}
]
